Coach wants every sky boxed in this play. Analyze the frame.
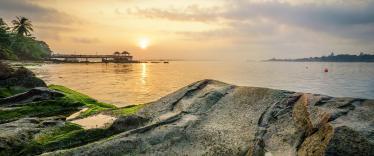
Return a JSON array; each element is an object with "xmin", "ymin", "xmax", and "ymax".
[{"xmin": 0, "ymin": 0, "xmax": 373, "ymax": 60}]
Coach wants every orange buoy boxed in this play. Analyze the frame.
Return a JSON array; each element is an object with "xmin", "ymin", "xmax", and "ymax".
[{"xmin": 324, "ymin": 68, "xmax": 329, "ymax": 72}]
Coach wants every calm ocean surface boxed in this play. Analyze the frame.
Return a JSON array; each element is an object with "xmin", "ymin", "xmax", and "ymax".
[{"xmin": 30, "ymin": 61, "xmax": 374, "ymax": 107}]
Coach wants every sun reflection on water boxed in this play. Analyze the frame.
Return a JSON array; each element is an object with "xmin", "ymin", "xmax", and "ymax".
[{"xmin": 141, "ymin": 63, "xmax": 147, "ymax": 84}]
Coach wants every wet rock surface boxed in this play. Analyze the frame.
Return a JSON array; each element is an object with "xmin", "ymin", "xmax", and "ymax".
[{"xmin": 42, "ymin": 79, "xmax": 374, "ymax": 156}]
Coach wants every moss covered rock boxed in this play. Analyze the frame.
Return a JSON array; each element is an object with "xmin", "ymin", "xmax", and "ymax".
[
  {"xmin": 43, "ymin": 80, "xmax": 373, "ymax": 156},
  {"xmin": 0, "ymin": 64, "xmax": 133, "ymax": 155}
]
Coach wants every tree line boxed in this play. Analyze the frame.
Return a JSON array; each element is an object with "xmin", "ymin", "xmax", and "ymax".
[
  {"xmin": 268, "ymin": 52, "xmax": 374, "ymax": 62},
  {"xmin": 0, "ymin": 16, "xmax": 52, "ymax": 60}
]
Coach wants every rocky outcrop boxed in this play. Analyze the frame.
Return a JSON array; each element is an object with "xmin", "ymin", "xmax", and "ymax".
[
  {"xmin": 1, "ymin": 62, "xmax": 372, "ymax": 156},
  {"xmin": 43, "ymin": 79, "xmax": 374, "ymax": 156},
  {"xmin": 0, "ymin": 63, "xmax": 123, "ymax": 155},
  {"xmin": 0, "ymin": 62, "xmax": 46, "ymax": 88}
]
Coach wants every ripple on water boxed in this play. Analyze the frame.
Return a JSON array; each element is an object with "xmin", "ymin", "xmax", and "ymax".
[{"xmin": 29, "ymin": 62, "xmax": 374, "ymax": 107}]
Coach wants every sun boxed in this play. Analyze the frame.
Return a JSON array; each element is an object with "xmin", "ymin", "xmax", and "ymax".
[{"xmin": 138, "ymin": 37, "xmax": 150, "ymax": 49}]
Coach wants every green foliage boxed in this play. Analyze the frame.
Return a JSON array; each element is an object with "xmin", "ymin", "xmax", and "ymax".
[
  {"xmin": 0, "ymin": 18, "xmax": 17, "ymax": 60},
  {"xmin": 12, "ymin": 16, "xmax": 33, "ymax": 36},
  {"xmin": 0, "ymin": 17, "xmax": 51, "ymax": 60},
  {"xmin": 0, "ymin": 46, "xmax": 18, "ymax": 60},
  {"xmin": 10, "ymin": 36, "xmax": 52, "ymax": 60}
]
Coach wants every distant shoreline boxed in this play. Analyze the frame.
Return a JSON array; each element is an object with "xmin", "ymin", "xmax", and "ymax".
[
  {"xmin": 266, "ymin": 53, "xmax": 374, "ymax": 62},
  {"xmin": 265, "ymin": 60, "xmax": 374, "ymax": 63}
]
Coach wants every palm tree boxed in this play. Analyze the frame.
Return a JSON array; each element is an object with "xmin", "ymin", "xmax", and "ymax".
[{"xmin": 12, "ymin": 16, "xmax": 33, "ymax": 36}]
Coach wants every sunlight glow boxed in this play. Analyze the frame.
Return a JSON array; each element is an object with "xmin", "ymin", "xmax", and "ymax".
[
  {"xmin": 139, "ymin": 37, "xmax": 150, "ymax": 49},
  {"xmin": 141, "ymin": 63, "xmax": 147, "ymax": 84}
]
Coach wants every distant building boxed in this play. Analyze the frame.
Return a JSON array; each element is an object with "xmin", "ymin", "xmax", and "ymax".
[
  {"xmin": 110, "ymin": 51, "xmax": 133, "ymax": 62},
  {"xmin": 121, "ymin": 51, "xmax": 130, "ymax": 56}
]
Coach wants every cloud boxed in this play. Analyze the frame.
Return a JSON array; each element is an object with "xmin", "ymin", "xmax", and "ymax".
[
  {"xmin": 0, "ymin": 0, "xmax": 77, "ymax": 24},
  {"xmin": 225, "ymin": 1, "xmax": 374, "ymax": 26},
  {"xmin": 130, "ymin": 0, "xmax": 374, "ymax": 41},
  {"xmin": 34, "ymin": 25, "xmax": 79, "ymax": 41},
  {"xmin": 70, "ymin": 37, "xmax": 100, "ymax": 44},
  {"xmin": 224, "ymin": 0, "xmax": 374, "ymax": 40},
  {"xmin": 0, "ymin": 0, "xmax": 82, "ymax": 42},
  {"xmin": 128, "ymin": 5, "xmax": 223, "ymax": 23}
]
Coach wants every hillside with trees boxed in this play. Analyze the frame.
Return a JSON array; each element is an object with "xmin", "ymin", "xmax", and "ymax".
[
  {"xmin": 268, "ymin": 52, "xmax": 374, "ymax": 62},
  {"xmin": 0, "ymin": 17, "xmax": 52, "ymax": 60}
]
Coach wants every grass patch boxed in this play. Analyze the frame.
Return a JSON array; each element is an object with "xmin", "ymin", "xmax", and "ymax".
[
  {"xmin": 112, "ymin": 104, "xmax": 145, "ymax": 117},
  {"xmin": 48, "ymin": 85, "xmax": 117, "ymax": 118}
]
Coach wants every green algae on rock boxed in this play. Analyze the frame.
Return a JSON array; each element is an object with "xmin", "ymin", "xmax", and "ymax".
[
  {"xmin": 0, "ymin": 84, "xmax": 145, "ymax": 155},
  {"xmin": 0, "ymin": 63, "xmax": 147, "ymax": 155},
  {"xmin": 48, "ymin": 85, "xmax": 116, "ymax": 119}
]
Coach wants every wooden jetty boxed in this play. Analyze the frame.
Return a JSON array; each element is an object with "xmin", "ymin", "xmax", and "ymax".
[{"xmin": 48, "ymin": 51, "xmax": 139, "ymax": 63}]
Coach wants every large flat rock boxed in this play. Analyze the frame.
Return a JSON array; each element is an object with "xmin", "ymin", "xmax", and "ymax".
[{"xmin": 43, "ymin": 79, "xmax": 374, "ymax": 156}]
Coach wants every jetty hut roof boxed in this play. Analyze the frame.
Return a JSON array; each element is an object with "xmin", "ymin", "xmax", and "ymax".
[{"xmin": 121, "ymin": 51, "xmax": 129, "ymax": 54}]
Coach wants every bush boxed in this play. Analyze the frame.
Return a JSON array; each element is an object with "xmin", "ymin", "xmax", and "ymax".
[{"xmin": 10, "ymin": 36, "xmax": 52, "ymax": 60}]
